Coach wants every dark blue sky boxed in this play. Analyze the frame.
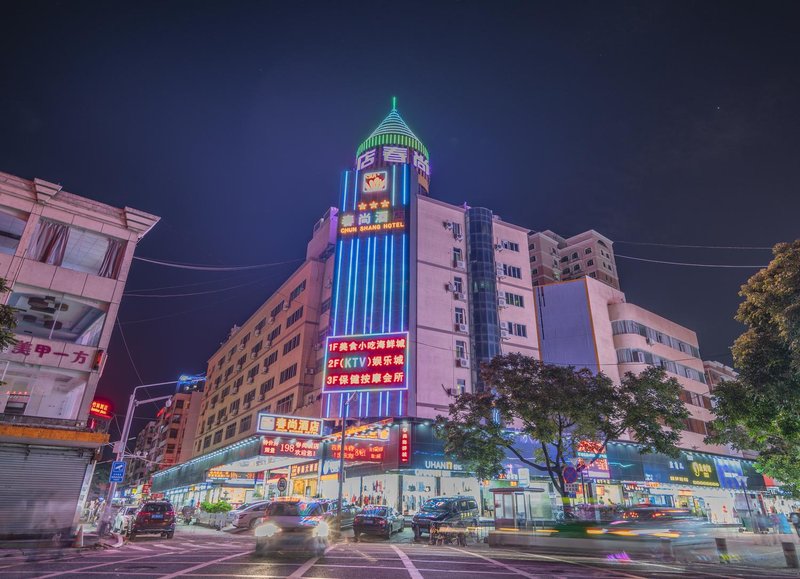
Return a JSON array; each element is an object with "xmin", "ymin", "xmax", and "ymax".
[{"xmin": 1, "ymin": 1, "xmax": 798, "ymax": 430}]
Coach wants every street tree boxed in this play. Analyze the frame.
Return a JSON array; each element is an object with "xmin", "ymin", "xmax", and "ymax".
[
  {"xmin": 435, "ymin": 354, "xmax": 688, "ymax": 500},
  {"xmin": 707, "ymin": 240, "xmax": 800, "ymax": 495},
  {"xmin": 0, "ymin": 278, "xmax": 17, "ymax": 351}
]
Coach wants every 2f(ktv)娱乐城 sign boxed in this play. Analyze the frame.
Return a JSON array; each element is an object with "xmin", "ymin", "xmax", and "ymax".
[
  {"xmin": 322, "ymin": 332, "xmax": 409, "ymax": 393},
  {"xmin": 256, "ymin": 413, "xmax": 323, "ymax": 437}
]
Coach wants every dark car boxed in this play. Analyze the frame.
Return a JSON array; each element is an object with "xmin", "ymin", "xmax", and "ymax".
[
  {"xmin": 130, "ymin": 501, "xmax": 176, "ymax": 539},
  {"xmin": 254, "ymin": 499, "xmax": 330, "ymax": 556},
  {"xmin": 354, "ymin": 506, "xmax": 404, "ymax": 539},
  {"xmin": 320, "ymin": 500, "xmax": 359, "ymax": 529},
  {"xmin": 586, "ymin": 507, "xmax": 710, "ymax": 541},
  {"xmin": 411, "ymin": 496, "xmax": 479, "ymax": 539}
]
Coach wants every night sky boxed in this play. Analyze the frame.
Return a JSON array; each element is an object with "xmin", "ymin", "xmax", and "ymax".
[{"xmin": 2, "ymin": 1, "xmax": 798, "ymax": 436}]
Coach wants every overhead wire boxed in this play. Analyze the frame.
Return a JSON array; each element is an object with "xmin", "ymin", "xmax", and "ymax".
[
  {"xmin": 615, "ymin": 240, "xmax": 773, "ymax": 250},
  {"xmin": 124, "ymin": 275, "xmax": 274, "ymax": 298},
  {"xmin": 615, "ymin": 254, "xmax": 767, "ymax": 268},
  {"xmin": 133, "ymin": 256, "xmax": 303, "ymax": 271}
]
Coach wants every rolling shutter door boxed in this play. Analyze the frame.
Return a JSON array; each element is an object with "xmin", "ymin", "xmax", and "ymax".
[{"xmin": 0, "ymin": 444, "xmax": 92, "ymax": 538}]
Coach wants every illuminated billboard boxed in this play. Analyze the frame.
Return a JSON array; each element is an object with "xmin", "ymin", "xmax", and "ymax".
[
  {"xmin": 256, "ymin": 413, "xmax": 323, "ymax": 437},
  {"xmin": 322, "ymin": 332, "xmax": 409, "ymax": 393},
  {"xmin": 261, "ymin": 436, "xmax": 321, "ymax": 459},
  {"xmin": 362, "ymin": 170, "xmax": 388, "ymax": 193}
]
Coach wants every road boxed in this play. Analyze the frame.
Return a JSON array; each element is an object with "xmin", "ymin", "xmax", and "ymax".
[{"xmin": 0, "ymin": 525, "xmax": 796, "ymax": 578}]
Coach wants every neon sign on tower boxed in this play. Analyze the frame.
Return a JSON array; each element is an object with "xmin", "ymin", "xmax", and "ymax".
[{"xmin": 323, "ymin": 99, "xmax": 430, "ymax": 419}]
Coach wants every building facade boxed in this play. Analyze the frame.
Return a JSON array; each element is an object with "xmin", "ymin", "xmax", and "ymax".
[
  {"xmin": 0, "ymin": 171, "xmax": 158, "ymax": 539},
  {"xmin": 529, "ymin": 229, "xmax": 620, "ymax": 289}
]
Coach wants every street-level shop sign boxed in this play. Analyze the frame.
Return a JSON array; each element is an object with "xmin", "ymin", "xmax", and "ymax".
[
  {"xmin": 261, "ymin": 436, "xmax": 321, "ymax": 459},
  {"xmin": 256, "ymin": 413, "xmax": 322, "ymax": 437},
  {"xmin": 327, "ymin": 440, "xmax": 386, "ymax": 462},
  {"xmin": 322, "ymin": 332, "xmax": 409, "ymax": 393},
  {"xmin": 290, "ymin": 461, "xmax": 319, "ymax": 478},
  {"xmin": 89, "ymin": 399, "xmax": 113, "ymax": 419},
  {"xmin": 277, "ymin": 478, "xmax": 287, "ymax": 493}
]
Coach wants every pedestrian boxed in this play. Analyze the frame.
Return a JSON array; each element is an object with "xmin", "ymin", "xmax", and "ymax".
[{"xmin": 791, "ymin": 512, "xmax": 800, "ymax": 538}]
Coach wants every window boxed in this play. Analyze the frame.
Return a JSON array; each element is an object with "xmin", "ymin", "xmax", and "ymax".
[
  {"xmin": 455, "ymin": 340, "xmax": 468, "ymax": 359},
  {"xmin": 174, "ymin": 400, "xmax": 185, "ymax": 409},
  {"xmin": 528, "ymin": 242, "xmax": 535, "ymax": 250},
  {"xmin": 531, "ymin": 268, "xmax": 538, "ymax": 275},
  {"xmin": 169, "ymin": 428, "xmax": 179, "ymax": 438},
  {"xmin": 501, "ymin": 264, "xmax": 522, "ymax": 279},
  {"xmin": 240, "ymin": 333, "xmax": 251, "ymax": 348},
  {"xmin": 267, "ymin": 325, "xmax": 281, "ymax": 342},
  {"xmin": 224, "ymin": 367, "xmax": 233, "ymax": 380},
  {"xmin": 454, "ymin": 307, "xmax": 466, "ymax": 325},
  {"xmin": 455, "ymin": 379, "xmax": 467, "ymax": 396},
  {"xmin": 276, "ymin": 394, "xmax": 295, "ymax": 414},
  {"xmin": 221, "ymin": 386, "xmax": 230, "ymax": 399},
  {"xmin": 217, "ymin": 409, "xmax": 226, "ymax": 422},
  {"xmin": 30, "ymin": 219, "xmax": 125, "ymax": 279},
  {"xmin": 225, "ymin": 423, "xmax": 237, "ymax": 439},
  {"xmin": 236, "ymin": 355, "xmax": 246, "ymax": 369},
  {"xmin": 290, "ymin": 280, "xmax": 307, "ymax": 301},
  {"xmin": 500, "ymin": 240, "xmax": 520, "ymax": 252},
  {"xmin": 452, "ymin": 222, "xmax": 462, "ymax": 238},
  {"xmin": 229, "ymin": 399, "xmax": 240, "ymax": 414},
  {"xmin": 530, "ymin": 255, "xmax": 536, "ymax": 262},
  {"xmin": 286, "ymin": 306, "xmax": 304, "ymax": 327},
  {"xmin": 8, "ymin": 285, "xmax": 108, "ymax": 346},
  {"xmin": 573, "ymin": 264, "xmax": 581, "ymax": 271},
  {"xmin": 213, "ymin": 430, "xmax": 223, "ymax": 444},
  {"xmin": 560, "ymin": 256, "xmax": 568, "ymax": 263},
  {"xmin": 246, "ymin": 366, "xmax": 258, "ymax": 381},
  {"xmin": 587, "ymin": 259, "xmax": 594, "ymax": 266},
  {"xmin": 210, "ymin": 395, "xmax": 218, "ymax": 409},
  {"xmin": 506, "ymin": 322, "xmax": 527, "ymax": 338},
  {"xmin": 203, "ymin": 435, "xmax": 212, "ymax": 449},
  {"xmin": 233, "ymin": 376, "xmax": 244, "ymax": 392},
  {"xmin": 452, "ymin": 247, "xmax": 463, "ymax": 266},
  {"xmin": 453, "ymin": 276, "xmax": 464, "ymax": 293},
  {"xmin": 263, "ymin": 351, "xmax": 278, "ymax": 370},
  {"xmin": 320, "ymin": 297, "xmax": 331, "ymax": 314},
  {"xmin": 254, "ymin": 318, "xmax": 266, "ymax": 334},
  {"xmin": 251, "ymin": 341, "xmax": 263, "ymax": 357},
  {"xmin": 683, "ymin": 418, "xmax": 708, "ymax": 435},
  {"xmin": 283, "ymin": 334, "xmax": 301, "ymax": 354},
  {"xmin": 239, "ymin": 415, "xmax": 252, "ymax": 433},
  {"xmin": 244, "ymin": 389, "xmax": 256, "ymax": 405},
  {"xmin": 562, "ymin": 268, "xmax": 570, "ymax": 275},
  {"xmin": 279, "ymin": 363, "xmax": 298, "ymax": 383},
  {"xmin": 206, "ymin": 415, "xmax": 214, "ymax": 428},
  {"xmin": 504, "ymin": 292, "xmax": 524, "ymax": 307},
  {"xmin": 0, "ymin": 207, "xmax": 27, "ymax": 255},
  {"xmin": 270, "ymin": 301, "xmax": 285, "ymax": 319},
  {"xmin": 260, "ymin": 378, "xmax": 274, "ymax": 398}
]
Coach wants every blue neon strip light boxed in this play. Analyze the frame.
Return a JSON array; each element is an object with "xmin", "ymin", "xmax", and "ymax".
[
  {"xmin": 342, "ymin": 171, "xmax": 349, "ymax": 212},
  {"xmin": 350, "ymin": 238, "xmax": 360, "ymax": 334},
  {"xmin": 331, "ymin": 238, "xmax": 345, "ymax": 333},
  {"xmin": 391, "ymin": 165, "xmax": 397, "ymax": 206},
  {"xmin": 344, "ymin": 238, "xmax": 355, "ymax": 334},
  {"xmin": 400, "ymin": 233, "xmax": 407, "ymax": 331},
  {"xmin": 388, "ymin": 234, "xmax": 394, "ymax": 331},
  {"xmin": 362, "ymin": 237, "xmax": 371, "ymax": 334},
  {"xmin": 385, "ymin": 391, "xmax": 390, "ymax": 415},
  {"xmin": 402, "ymin": 164, "xmax": 408, "ymax": 205},
  {"xmin": 366, "ymin": 392, "xmax": 370, "ymax": 416},
  {"xmin": 352, "ymin": 170, "xmax": 359, "ymax": 211},
  {"xmin": 399, "ymin": 391, "xmax": 403, "ymax": 415},
  {"xmin": 378, "ymin": 392, "xmax": 383, "ymax": 417},
  {"xmin": 326, "ymin": 393, "xmax": 331, "ymax": 417}
]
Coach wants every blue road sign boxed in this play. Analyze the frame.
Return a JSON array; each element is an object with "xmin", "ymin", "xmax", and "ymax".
[
  {"xmin": 562, "ymin": 465, "xmax": 579, "ymax": 484},
  {"xmin": 109, "ymin": 461, "xmax": 127, "ymax": 483}
]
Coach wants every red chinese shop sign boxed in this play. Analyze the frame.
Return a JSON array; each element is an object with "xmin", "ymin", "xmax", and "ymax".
[
  {"xmin": 322, "ymin": 332, "xmax": 409, "ymax": 393},
  {"xmin": 261, "ymin": 436, "xmax": 321, "ymax": 459},
  {"xmin": 328, "ymin": 440, "xmax": 387, "ymax": 463}
]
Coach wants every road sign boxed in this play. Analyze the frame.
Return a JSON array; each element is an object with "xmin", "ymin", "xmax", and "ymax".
[
  {"xmin": 562, "ymin": 465, "xmax": 579, "ymax": 484},
  {"xmin": 109, "ymin": 461, "xmax": 127, "ymax": 483},
  {"xmin": 277, "ymin": 477, "xmax": 287, "ymax": 493}
]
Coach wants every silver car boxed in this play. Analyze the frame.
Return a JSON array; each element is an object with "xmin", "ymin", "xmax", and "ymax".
[
  {"xmin": 228, "ymin": 501, "xmax": 271, "ymax": 530},
  {"xmin": 112, "ymin": 505, "xmax": 139, "ymax": 535}
]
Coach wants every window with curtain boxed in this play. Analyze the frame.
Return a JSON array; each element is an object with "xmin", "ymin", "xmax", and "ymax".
[
  {"xmin": 0, "ymin": 207, "xmax": 28, "ymax": 255},
  {"xmin": 29, "ymin": 219, "xmax": 125, "ymax": 279}
]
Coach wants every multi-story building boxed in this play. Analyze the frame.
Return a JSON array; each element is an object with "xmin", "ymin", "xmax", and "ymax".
[
  {"xmin": 154, "ymin": 390, "xmax": 202, "ymax": 470},
  {"xmin": 529, "ymin": 229, "xmax": 620, "ymax": 289},
  {"xmin": 0, "ymin": 171, "xmax": 158, "ymax": 539},
  {"xmin": 704, "ymin": 360, "xmax": 738, "ymax": 392},
  {"xmin": 126, "ymin": 420, "xmax": 158, "ymax": 486}
]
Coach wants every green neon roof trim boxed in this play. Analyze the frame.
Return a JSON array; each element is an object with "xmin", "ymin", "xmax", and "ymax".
[{"xmin": 356, "ymin": 103, "xmax": 429, "ymax": 158}]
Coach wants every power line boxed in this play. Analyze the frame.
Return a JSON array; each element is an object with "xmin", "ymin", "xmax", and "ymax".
[
  {"xmin": 615, "ymin": 240, "xmax": 773, "ymax": 250},
  {"xmin": 616, "ymin": 254, "xmax": 767, "ymax": 269},
  {"xmin": 116, "ymin": 319, "xmax": 144, "ymax": 384},
  {"xmin": 126, "ymin": 270, "xmax": 261, "ymax": 293},
  {"xmin": 124, "ymin": 275, "xmax": 271, "ymax": 298},
  {"xmin": 133, "ymin": 256, "xmax": 303, "ymax": 272}
]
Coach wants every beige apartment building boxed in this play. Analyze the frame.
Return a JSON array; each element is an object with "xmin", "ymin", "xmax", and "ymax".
[
  {"xmin": 529, "ymin": 229, "xmax": 620, "ymax": 289},
  {"xmin": 0, "ymin": 171, "xmax": 158, "ymax": 539}
]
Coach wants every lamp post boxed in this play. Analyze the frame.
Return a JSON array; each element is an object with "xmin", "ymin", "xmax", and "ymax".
[
  {"xmin": 99, "ymin": 375, "xmax": 204, "ymax": 534},
  {"xmin": 335, "ymin": 392, "xmax": 357, "ymax": 529}
]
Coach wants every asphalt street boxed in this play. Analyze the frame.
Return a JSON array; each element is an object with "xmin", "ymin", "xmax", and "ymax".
[{"xmin": 0, "ymin": 525, "xmax": 798, "ymax": 578}]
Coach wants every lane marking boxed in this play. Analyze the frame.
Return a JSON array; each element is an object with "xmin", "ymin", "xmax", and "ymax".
[
  {"xmin": 391, "ymin": 545, "xmax": 424, "ymax": 579},
  {"xmin": 151, "ymin": 544, "xmax": 183, "ymax": 550},
  {"xmin": 30, "ymin": 551, "xmax": 174, "ymax": 579},
  {"xmin": 122, "ymin": 544, "xmax": 152, "ymax": 552},
  {"xmin": 445, "ymin": 547, "xmax": 542, "ymax": 579},
  {"xmin": 286, "ymin": 556, "xmax": 319, "ymax": 579},
  {"xmin": 155, "ymin": 550, "xmax": 248, "ymax": 578}
]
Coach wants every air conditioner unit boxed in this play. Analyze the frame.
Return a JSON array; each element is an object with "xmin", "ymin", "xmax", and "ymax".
[
  {"xmin": 261, "ymin": 367, "xmax": 270, "ymax": 374},
  {"xmin": 495, "ymin": 243, "xmax": 504, "ymax": 251},
  {"xmin": 443, "ymin": 220, "xmax": 454, "ymax": 230},
  {"xmin": 306, "ymin": 393, "xmax": 315, "ymax": 405},
  {"xmin": 250, "ymin": 352, "xmax": 257, "ymax": 360},
  {"xmin": 306, "ymin": 367, "xmax": 316, "ymax": 375},
  {"xmin": 645, "ymin": 337, "xmax": 653, "ymax": 346},
  {"xmin": 247, "ymin": 377, "xmax": 254, "ymax": 384},
  {"xmin": 455, "ymin": 260, "xmax": 466, "ymax": 270},
  {"xmin": 283, "ymin": 303, "xmax": 290, "ymax": 311},
  {"xmin": 456, "ymin": 357, "xmax": 470, "ymax": 368},
  {"xmin": 445, "ymin": 282, "xmax": 455, "ymax": 292},
  {"xmin": 454, "ymin": 233, "xmax": 463, "ymax": 241},
  {"xmin": 453, "ymin": 292, "xmax": 466, "ymax": 301},
  {"xmin": 238, "ymin": 343, "xmax": 245, "ymax": 351},
  {"xmin": 496, "ymin": 265, "xmax": 505, "ymax": 277},
  {"xmin": 235, "ymin": 364, "xmax": 242, "ymax": 372},
  {"xmin": 254, "ymin": 328, "xmax": 261, "ymax": 336},
  {"xmin": 244, "ymin": 401, "xmax": 252, "ymax": 409},
  {"xmin": 231, "ymin": 408, "xmax": 239, "ymax": 416},
  {"xmin": 498, "ymin": 296, "xmax": 508, "ymax": 308},
  {"xmin": 268, "ymin": 317, "xmax": 275, "ymax": 324},
  {"xmin": 258, "ymin": 395, "xmax": 266, "ymax": 402},
  {"xmin": 456, "ymin": 323, "xmax": 468, "ymax": 333},
  {"xmin": 500, "ymin": 328, "xmax": 510, "ymax": 340},
  {"xmin": 266, "ymin": 340, "xmax": 273, "ymax": 348},
  {"xmin": 313, "ymin": 343, "xmax": 321, "ymax": 351},
  {"xmin": 324, "ymin": 278, "xmax": 333, "ymax": 289}
]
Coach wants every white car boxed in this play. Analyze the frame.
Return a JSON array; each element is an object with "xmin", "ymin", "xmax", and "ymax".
[
  {"xmin": 227, "ymin": 501, "xmax": 271, "ymax": 530},
  {"xmin": 113, "ymin": 505, "xmax": 140, "ymax": 535}
]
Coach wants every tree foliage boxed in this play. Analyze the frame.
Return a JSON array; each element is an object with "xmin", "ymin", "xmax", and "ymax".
[
  {"xmin": 0, "ymin": 278, "xmax": 17, "ymax": 352},
  {"xmin": 708, "ymin": 240, "xmax": 800, "ymax": 494},
  {"xmin": 435, "ymin": 354, "xmax": 688, "ymax": 498}
]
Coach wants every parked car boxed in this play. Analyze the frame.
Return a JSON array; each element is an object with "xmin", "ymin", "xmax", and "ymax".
[
  {"xmin": 319, "ymin": 500, "xmax": 360, "ymax": 529},
  {"xmin": 227, "ymin": 501, "xmax": 271, "ymax": 529},
  {"xmin": 112, "ymin": 505, "xmax": 139, "ymax": 535},
  {"xmin": 411, "ymin": 496, "xmax": 479, "ymax": 539},
  {"xmin": 585, "ymin": 507, "xmax": 710, "ymax": 542},
  {"xmin": 353, "ymin": 506, "xmax": 404, "ymax": 539},
  {"xmin": 254, "ymin": 499, "xmax": 329, "ymax": 556},
  {"xmin": 129, "ymin": 500, "xmax": 176, "ymax": 539}
]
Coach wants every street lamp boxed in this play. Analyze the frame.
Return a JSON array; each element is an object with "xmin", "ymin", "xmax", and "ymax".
[
  {"xmin": 335, "ymin": 392, "xmax": 357, "ymax": 530},
  {"xmin": 99, "ymin": 375, "xmax": 205, "ymax": 534}
]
